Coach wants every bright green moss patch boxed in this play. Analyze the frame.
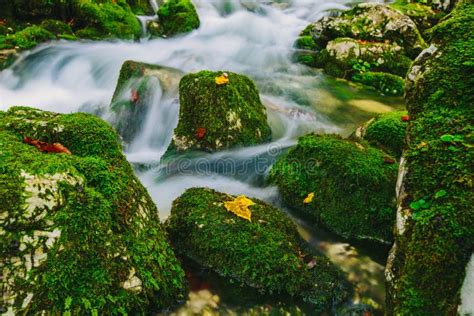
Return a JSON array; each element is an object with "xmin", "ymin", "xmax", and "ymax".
[
  {"xmin": 165, "ymin": 187, "xmax": 350, "ymax": 311},
  {"xmin": 0, "ymin": 107, "xmax": 187, "ymax": 314},
  {"xmin": 363, "ymin": 110, "xmax": 408, "ymax": 157},
  {"xmin": 0, "ymin": 25, "xmax": 55, "ymax": 50},
  {"xmin": 156, "ymin": 0, "xmax": 200, "ymax": 37},
  {"xmin": 352, "ymin": 72, "xmax": 405, "ymax": 97},
  {"xmin": 170, "ymin": 70, "xmax": 272, "ymax": 152},
  {"xmin": 269, "ymin": 134, "xmax": 398, "ymax": 243},
  {"xmin": 386, "ymin": 1, "xmax": 474, "ymax": 313},
  {"xmin": 73, "ymin": 0, "xmax": 141, "ymax": 40}
]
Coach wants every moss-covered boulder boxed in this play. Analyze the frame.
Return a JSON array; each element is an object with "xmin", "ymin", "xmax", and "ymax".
[
  {"xmin": 165, "ymin": 187, "xmax": 350, "ymax": 311},
  {"xmin": 169, "ymin": 70, "xmax": 272, "ymax": 153},
  {"xmin": 0, "ymin": 107, "xmax": 187, "ymax": 314},
  {"xmin": 126, "ymin": 0, "xmax": 154, "ymax": 15},
  {"xmin": 0, "ymin": 0, "xmax": 141, "ymax": 56},
  {"xmin": 110, "ymin": 60, "xmax": 183, "ymax": 143},
  {"xmin": 269, "ymin": 134, "xmax": 398, "ymax": 243},
  {"xmin": 310, "ymin": 3, "xmax": 426, "ymax": 58},
  {"xmin": 155, "ymin": 0, "xmax": 200, "ymax": 37},
  {"xmin": 385, "ymin": 1, "xmax": 474, "ymax": 314},
  {"xmin": 352, "ymin": 110, "xmax": 409, "ymax": 157},
  {"xmin": 295, "ymin": 3, "xmax": 425, "ymax": 95},
  {"xmin": 390, "ymin": 0, "xmax": 447, "ymax": 33}
]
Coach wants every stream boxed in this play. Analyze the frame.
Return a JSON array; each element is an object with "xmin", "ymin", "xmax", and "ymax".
[{"xmin": 0, "ymin": 0, "xmax": 403, "ymax": 314}]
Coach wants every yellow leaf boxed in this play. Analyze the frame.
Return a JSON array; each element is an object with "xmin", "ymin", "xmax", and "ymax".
[
  {"xmin": 215, "ymin": 73, "xmax": 229, "ymax": 85},
  {"xmin": 303, "ymin": 192, "xmax": 314, "ymax": 204},
  {"xmin": 224, "ymin": 195, "xmax": 254, "ymax": 222}
]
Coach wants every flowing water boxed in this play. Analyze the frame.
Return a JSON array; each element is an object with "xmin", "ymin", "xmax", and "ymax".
[{"xmin": 0, "ymin": 0, "xmax": 402, "ymax": 314}]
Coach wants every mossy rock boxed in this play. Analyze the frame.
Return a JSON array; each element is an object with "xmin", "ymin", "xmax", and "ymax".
[
  {"xmin": 39, "ymin": 19, "xmax": 75, "ymax": 36},
  {"xmin": 309, "ymin": 3, "xmax": 427, "ymax": 58},
  {"xmin": 0, "ymin": 25, "xmax": 56, "ymax": 50},
  {"xmin": 165, "ymin": 187, "xmax": 350, "ymax": 311},
  {"xmin": 72, "ymin": 0, "xmax": 141, "ymax": 40},
  {"xmin": 314, "ymin": 37, "xmax": 412, "ymax": 79},
  {"xmin": 352, "ymin": 110, "xmax": 409, "ymax": 157},
  {"xmin": 0, "ymin": 107, "xmax": 187, "ymax": 314},
  {"xmin": 390, "ymin": 0, "xmax": 446, "ymax": 33},
  {"xmin": 110, "ymin": 60, "xmax": 183, "ymax": 143},
  {"xmin": 386, "ymin": 1, "xmax": 474, "ymax": 314},
  {"xmin": 269, "ymin": 134, "xmax": 398, "ymax": 243},
  {"xmin": 170, "ymin": 70, "xmax": 272, "ymax": 153},
  {"xmin": 156, "ymin": 0, "xmax": 200, "ymax": 37},
  {"xmin": 352, "ymin": 72, "xmax": 405, "ymax": 96}
]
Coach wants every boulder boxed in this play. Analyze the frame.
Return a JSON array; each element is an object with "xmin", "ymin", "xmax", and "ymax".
[
  {"xmin": 155, "ymin": 0, "xmax": 200, "ymax": 37},
  {"xmin": 269, "ymin": 134, "xmax": 398, "ymax": 243},
  {"xmin": 165, "ymin": 187, "xmax": 350, "ymax": 311},
  {"xmin": 351, "ymin": 110, "xmax": 409, "ymax": 157},
  {"xmin": 310, "ymin": 3, "xmax": 427, "ymax": 58},
  {"xmin": 0, "ymin": 107, "xmax": 187, "ymax": 314},
  {"xmin": 294, "ymin": 3, "xmax": 425, "ymax": 95},
  {"xmin": 109, "ymin": 60, "xmax": 183, "ymax": 143},
  {"xmin": 385, "ymin": 1, "xmax": 474, "ymax": 314},
  {"xmin": 169, "ymin": 70, "xmax": 272, "ymax": 153}
]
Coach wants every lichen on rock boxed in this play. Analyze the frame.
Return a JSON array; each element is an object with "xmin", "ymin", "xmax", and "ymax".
[
  {"xmin": 165, "ymin": 187, "xmax": 350, "ymax": 311},
  {"xmin": 0, "ymin": 106, "xmax": 187, "ymax": 314},
  {"xmin": 169, "ymin": 70, "xmax": 272, "ymax": 153},
  {"xmin": 269, "ymin": 134, "xmax": 398, "ymax": 243}
]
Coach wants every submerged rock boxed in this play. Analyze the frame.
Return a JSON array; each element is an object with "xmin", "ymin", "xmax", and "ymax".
[
  {"xmin": 386, "ymin": 1, "xmax": 474, "ymax": 314},
  {"xmin": 154, "ymin": 0, "xmax": 200, "ymax": 37},
  {"xmin": 0, "ymin": 107, "xmax": 187, "ymax": 314},
  {"xmin": 269, "ymin": 134, "xmax": 398, "ymax": 243},
  {"xmin": 165, "ymin": 187, "xmax": 350, "ymax": 311},
  {"xmin": 169, "ymin": 70, "xmax": 272, "ymax": 153},
  {"xmin": 109, "ymin": 60, "xmax": 183, "ymax": 143},
  {"xmin": 351, "ymin": 110, "xmax": 409, "ymax": 157}
]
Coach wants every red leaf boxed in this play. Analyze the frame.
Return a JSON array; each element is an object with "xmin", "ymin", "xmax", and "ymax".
[
  {"xmin": 24, "ymin": 137, "xmax": 71, "ymax": 155},
  {"xmin": 130, "ymin": 90, "xmax": 140, "ymax": 104},
  {"xmin": 401, "ymin": 115, "xmax": 410, "ymax": 122},
  {"xmin": 383, "ymin": 156, "xmax": 395, "ymax": 164},
  {"xmin": 195, "ymin": 127, "xmax": 206, "ymax": 140}
]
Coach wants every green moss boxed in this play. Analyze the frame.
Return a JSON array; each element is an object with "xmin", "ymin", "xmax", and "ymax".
[
  {"xmin": 126, "ymin": 0, "xmax": 154, "ymax": 15},
  {"xmin": 352, "ymin": 72, "xmax": 405, "ymax": 96},
  {"xmin": 294, "ymin": 36, "xmax": 318, "ymax": 50},
  {"xmin": 40, "ymin": 19, "xmax": 74, "ymax": 36},
  {"xmin": 165, "ymin": 187, "xmax": 350, "ymax": 310},
  {"xmin": 390, "ymin": 0, "xmax": 445, "ymax": 33},
  {"xmin": 170, "ymin": 70, "xmax": 272, "ymax": 152},
  {"xmin": 156, "ymin": 0, "xmax": 200, "ymax": 37},
  {"xmin": 269, "ymin": 134, "xmax": 398, "ymax": 243},
  {"xmin": 362, "ymin": 110, "xmax": 408, "ymax": 157},
  {"xmin": 0, "ymin": 25, "xmax": 55, "ymax": 49},
  {"xmin": 0, "ymin": 107, "xmax": 187, "ymax": 314},
  {"xmin": 73, "ymin": 0, "xmax": 141, "ymax": 40},
  {"xmin": 387, "ymin": 1, "xmax": 474, "ymax": 313}
]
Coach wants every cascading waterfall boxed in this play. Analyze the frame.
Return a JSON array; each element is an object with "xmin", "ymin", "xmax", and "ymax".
[{"xmin": 0, "ymin": 1, "xmax": 396, "ymax": 311}]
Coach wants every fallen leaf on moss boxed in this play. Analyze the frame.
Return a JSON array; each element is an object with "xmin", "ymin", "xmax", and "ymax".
[
  {"xmin": 417, "ymin": 141, "xmax": 428, "ymax": 149},
  {"xmin": 303, "ymin": 192, "xmax": 314, "ymax": 204},
  {"xmin": 131, "ymin": 90, "xmax": 139, "ymax": 104},
  {"xmin": 383, "ymin": 156, "xmax": 395, "ymax": 164},
  {"xmin": 215, "ymin": 73, "xmax": 229, "ymax": 85},
  {"xmin": 224, "ymin": 195, "xmax": 254, "ymax": 222},
  {"xmin": 195, "ymin": 127, "xmax": 206, "ymax": 140},
  {"xmin": 24, "ymin": 137, "xmax": 72, "ymax": 155},
  {"xmin": 401, "ymin": 115, "xmax": 410, "ymax": 122}
]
